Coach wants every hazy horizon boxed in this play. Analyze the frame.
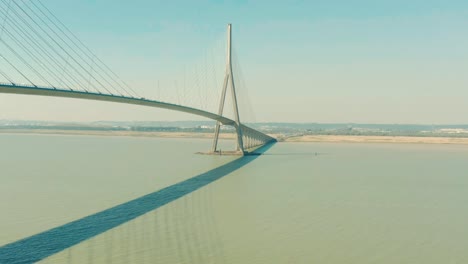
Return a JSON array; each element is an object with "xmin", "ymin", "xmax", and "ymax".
[{"xmin": 2, "ymin": 118, "xmax": 468, "ymax": 127}]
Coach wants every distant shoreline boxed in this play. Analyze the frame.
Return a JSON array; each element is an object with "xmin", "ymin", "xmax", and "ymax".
[
  {"xmin": 0, "ymin": 129, "xmax": 237, "ymax": 140},
  {"xmin": 284, "ymin": 135, "xmax": 468, "ymax": 145},
  {"xmin": 2, "ymin": 129, "xmax": 468, "ymax": 145}
]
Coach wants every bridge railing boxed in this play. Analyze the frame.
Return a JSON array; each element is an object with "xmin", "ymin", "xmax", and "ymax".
[{"xmin": 0, "ymin": 82, "xmax": 143, "ymax": 99}]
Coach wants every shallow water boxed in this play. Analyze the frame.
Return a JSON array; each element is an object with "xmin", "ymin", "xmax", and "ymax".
[{"xmin": 1, "ymin": 134, "xmax": 468, "ymax": 263}]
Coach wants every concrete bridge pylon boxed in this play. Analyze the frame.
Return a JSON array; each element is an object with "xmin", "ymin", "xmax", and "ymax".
[{"xmin": 211, "ymin": 24, "xmax": 245, "ymax": 154}]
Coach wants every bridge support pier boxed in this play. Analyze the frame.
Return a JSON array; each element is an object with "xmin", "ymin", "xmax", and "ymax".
[{"xmin": 211, "ymin": 23, "xmax": 245, "ymax": 155}]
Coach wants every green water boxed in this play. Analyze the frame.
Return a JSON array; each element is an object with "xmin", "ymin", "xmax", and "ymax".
[{"xmin": 1, "ymin": 134, "xmax": 468, "ymax": 263}]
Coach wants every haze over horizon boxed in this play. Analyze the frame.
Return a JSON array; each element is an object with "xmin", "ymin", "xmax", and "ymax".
[{"xmin": 1, "ymin": 0, "xmax": 468, "ymax": 124}]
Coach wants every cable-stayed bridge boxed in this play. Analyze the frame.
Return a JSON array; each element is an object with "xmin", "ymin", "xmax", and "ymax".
[{"xmin": 0, "ymin": 0, "xmax": 275, "ymax": 154}]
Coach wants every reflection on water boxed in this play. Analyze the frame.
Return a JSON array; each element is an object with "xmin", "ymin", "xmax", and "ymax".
[
  {"xmin": 0, "ymin": 134, "xmax": 271, "ymax": 263},
  {"xmin": 2, "ymin": 135, "xmax": 468, "ymax": 263},
  {"xmin": 39, "ymin": 144, "xmax": 272, "ymax": 264},
  {"xmin": 42, "ymin": 187, "xmax": 227, "ymax": 264}
]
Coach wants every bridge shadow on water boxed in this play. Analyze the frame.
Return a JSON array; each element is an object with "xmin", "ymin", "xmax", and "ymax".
[{"xmin": 0, "ymin": 143, "xmax": 275, "ymax": 264}]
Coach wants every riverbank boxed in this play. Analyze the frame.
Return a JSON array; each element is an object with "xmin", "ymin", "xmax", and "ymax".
[
  {"xmin": 283, "ymin": 135, "xmax": 468, "ymax": 145},
  {"xmin": 2, "ymin": 129, "xmax": 468, "ymax": 145}
]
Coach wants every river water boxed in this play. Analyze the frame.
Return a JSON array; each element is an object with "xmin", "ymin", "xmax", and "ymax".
[{"xmin": 1, "ymin": 134, "xmax": 468, "ymax": 263}]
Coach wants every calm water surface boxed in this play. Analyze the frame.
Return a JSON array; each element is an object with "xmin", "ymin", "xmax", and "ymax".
[{"xmin": 1, "ymin": 134, "xmax": 468, "ymax": 263}]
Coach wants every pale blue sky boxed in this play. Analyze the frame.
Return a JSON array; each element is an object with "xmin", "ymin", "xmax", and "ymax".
[{"xmin": 1, "ymin": 0, "xmax": 468, "ymax": 123}]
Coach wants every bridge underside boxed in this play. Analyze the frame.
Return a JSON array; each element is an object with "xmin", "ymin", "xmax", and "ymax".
[
  {"xmin": 240, "ymin": 125, "xmax": 276, "ymax": 151},
  {"xmin": 201, "ymin": 124, "xmax": 277, "ymax": 155},
  {"xmin": 0, "ymin": 84, "xmax": 276, "ymax": 154}
]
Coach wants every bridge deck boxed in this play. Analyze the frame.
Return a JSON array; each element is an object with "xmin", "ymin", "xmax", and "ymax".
[
  {"xmin": 0, "ymin": 83, "xmax": 276, "ymax": 149},
  {"xmin": 0, "ymin": 83, "xmax": 236, "ymax": 125}
]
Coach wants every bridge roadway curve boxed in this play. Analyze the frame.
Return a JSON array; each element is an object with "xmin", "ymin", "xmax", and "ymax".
[{"xmin": 0, "ymin": 83, "xmax": 238, "ymax": 126}]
